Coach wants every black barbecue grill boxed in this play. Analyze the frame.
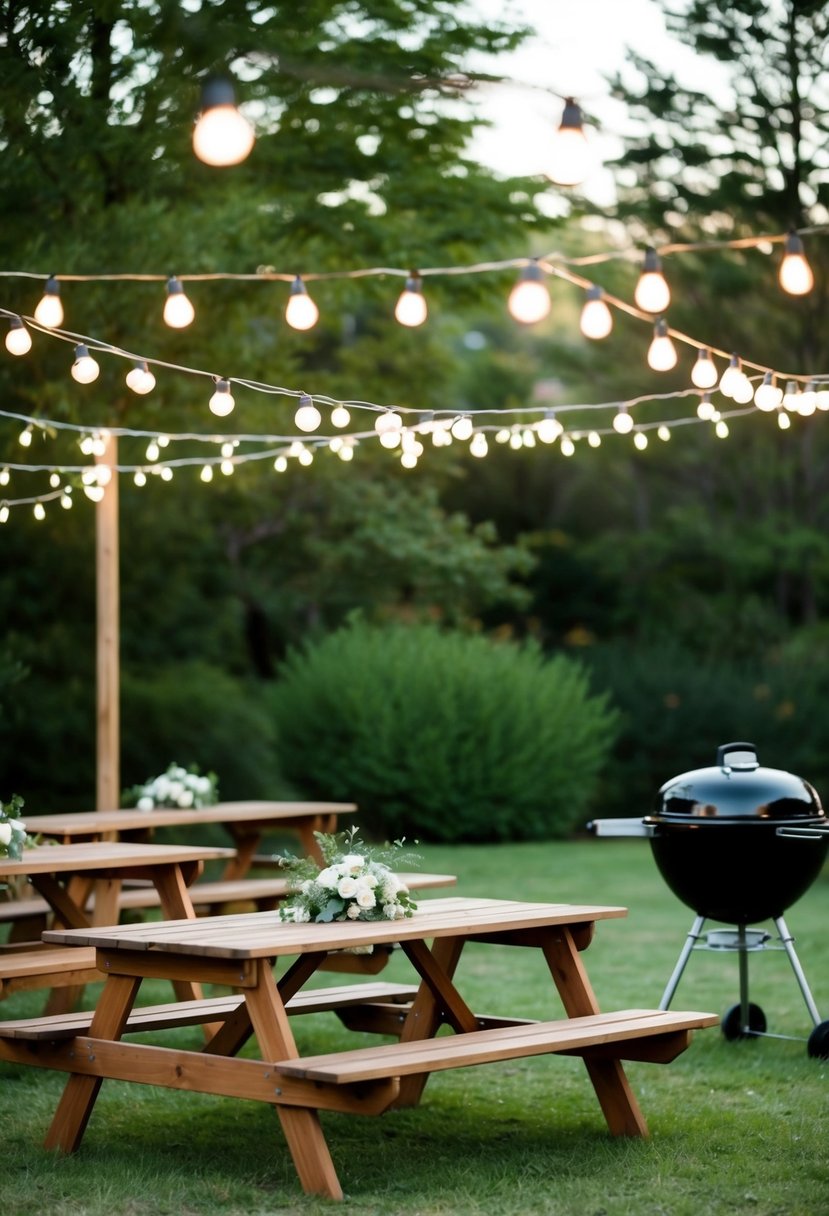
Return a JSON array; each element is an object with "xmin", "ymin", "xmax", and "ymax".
[{"xmin": 590, "ymin": 742, "xmax": 829, "ymax": 1058}]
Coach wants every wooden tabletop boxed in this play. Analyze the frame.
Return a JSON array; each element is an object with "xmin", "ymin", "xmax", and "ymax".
[
  {"xmin": 0, "ymin": 841, "xmax": 237, "ymax": 876},
  {"xmin": 44, "ymin": 896, "xmax": 628, "ymax": 957},
  {"xmin": 25, "ymin": 802, "xmax": 358, "ymax": 836}
]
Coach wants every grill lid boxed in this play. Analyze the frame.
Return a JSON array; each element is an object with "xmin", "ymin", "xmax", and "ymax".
[{"xmin": 649, "ymin": 741, "xmax": 824, "ymax": 823}]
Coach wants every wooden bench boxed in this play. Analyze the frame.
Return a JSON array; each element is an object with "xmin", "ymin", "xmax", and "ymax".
[
  {"xmin": 0, "ymin": 945, "xmax": 101, "ymax": 998},
  {"xmin": 276, "ymin": 1009, "xmax": 719, "ymax": 1083},
  {"xmin": 0, "ymin": 981, "xmax": 419, "ymax": 1039}
]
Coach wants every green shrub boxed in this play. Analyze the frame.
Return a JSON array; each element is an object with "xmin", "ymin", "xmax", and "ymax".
[
  {"xmin": 269, "ymin": 619, "xmax": 619, "ymax": 842},
  {"xmin": 121, "ymin": 660, "xmax": 290, "ymax": 801}
]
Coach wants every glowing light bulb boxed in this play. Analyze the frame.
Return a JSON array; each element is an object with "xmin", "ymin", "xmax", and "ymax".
[
  {"xmin": 778, "ymin": 231, "xmax": 814, "ymax": 296},
  {"xmin": 451, "ymin": 415, "xmax": 473, "ymax": 441},
  {"xmin": 658, "ymin": 425, "xmax": 671, "ymax": 441},
  {"xmin": 613, "ymin": 407, "xmax": 634, "ymax": 434},
  {"xmin": 274, "ymin": 455, "xmax": 288, "ymax": 472},
  {"xmin": 209, "ymin": 378, "xmax": 235, "ymax": 417},
  {"xmin": 719, "ymin": 354, "xmax": 743, "ymax": 398},
  {"xmin": 285, "ymin": 275, "xmax": 319, "ymax": 330},
  {"xmin": 634, "ymin": 247, "xmax": 670, "ymax": 313},
  {"xmin": 5, "ymin": 317, "xmax": 32, "ymax": 356},
  {"xmin": 536, "ymin": 412, "xmax": 563, "ymax": 444},
  {"xmin": 798, "ymin": 381, "xmax": 817, "ymax": 416},
  {"xmin": 783, "ymin": 381, "xmax": 800, "ymax": 412},
  {"xmin": 338, "ymin": 441, "xmax": 354, "ymax": 462},
  {"xmin": 83, "ymin": 484, "xmax": 105, "ymax": 503},
  {"xmin": 18, "ymin": 426, "xmax": 31, "ymax": 448},
  {"xmin": 507, "ymin": 261, "xmax": 551, "ymax": 324},
  {"xmin": 60, "ymin": 494, "xmax": 72, "ymax": 510},
  {"xmin": 697, "ymin": 394, "xmax": 716, "ymax": 421},
  {"xmin": 145, "ymin": 441, "xmax": 160, "ymax": 462},
  {"xmin": 394, "ymin": 274, "xmax": 428, "ymax": 327},
  {"xmin": 192, "ymin": 78, "xmax": 255, "ymax": 167},
  {"xmin": 715, "ymin": 419, "xmax": 729, "ymax": 438},
  {"xmin": 579, "ymin": 285, "xmax": 612, "ymax": 339},
  {"xmin": 470, "ymin": 432, "xmax": 488, "ymax": 458},
  {"xmin": 298, "ymin": 448, "xmax": 313, "ymax": 466},
  {"xmin": 647, "ymin": 319, "xmax": 677, "ymax": 371},
  {"xmin": 375, "ymin": 410, "xmax": 402, "ymax": 435},
  {"xmin": 633, "ymin": 431, "xmax": 648, "ymax": 451},
  {"xmin": 294, "ymin": 393, "xmax": 321, "ymax": 432},
  {"xmin": 331, "ymin": 404, "xmax": 351, "ymax": 428},
  {"xmin": 0, "ymin": 505, "xmax": 7, "ymax": 523},
  {"xmin": 816, "ymin": 388, "xmax": 829, "ymax": 411},
  {"xmin": 33, "ymin": 502, "xmax": 46, "ymax": 520},
  {"xmin": 691, "ymin": 348, "xmax": 718, "ymax": 389},
  {"xmin": 587, "ymin": 431, "xmax": 601, "ymax": 448},
  {"xmin": 163, "ymin": 277, "xmax": 195, "ymax": 328},
  {"xmin": 548, "ymin": 98, "xmax": 591, "ymax": 187},
  {"xmin": 379, "ymin": 430, "xmax": 401, "ymax": 449},
  {"xmin": 200, "ymin": 464, "xmax": 214, "ymax": 482},
  {"xmin": 778, "ymin": 411, "xmax": 791, "ymax": 430},
  {"xmin": 134, "ymin": 471, "xmax": 147, "ymax": 486},
  {"xmin": 71, "ymin": 344, "xmax": 100, "ymax": 384},
  {"xmin": 34, "ymin": 276, "xmax": 63, "ymax": 328},
  {"xmin": 126, "ymin": 360, "xmax": 156, "ymax": 394},
  {"xmin": 560, "ymin": 436, "xmax": 576, "ymax": 456}
]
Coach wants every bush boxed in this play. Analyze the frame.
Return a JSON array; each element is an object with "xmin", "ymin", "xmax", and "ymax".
[
  {"xmin": 121, "ymin": 660, "xmax": 290, "ymax": 801},
  {"xmin": 269, "ymin": 619, "xmax": 619, "ymax": 842}
]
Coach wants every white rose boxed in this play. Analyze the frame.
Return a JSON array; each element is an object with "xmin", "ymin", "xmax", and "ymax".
[
  {"xmin": 317, "ymin": 866, "xmax": 339, "ymax": 889},
  {"xmin": 341, "ymin": 853, "xmax": 365, "ymax": 873},
  {"xmin": 356, "ymin": 887, "xmax": 376, "ymax": 909},
  {"xmin": 382, "ymin": 902, "xmax": 399, "ymax": 919},
  {"xmin": 196, "ymin": 776, "xmax": 212, "ymax": 794},
  {"xmin": 346, "ymin": 903, "xmax": 362, "ymax": 919},
  {"xmin": 0, "ymin": 822, "xmax": 12, "ymax": 846},
  {"xmin": 137, "ymin": 796, "xmax": 155, "ymax": 811},
  {"xmin": 154, "ymin": 776, "xmax": 170, "ymax": 799},
  {"xmin": 177, "ymin": 789, "xmax": 194, "ymax": 808},
  {"xmin": 337, "ymin": 876, "xmax": 358, "ymax": 899}
]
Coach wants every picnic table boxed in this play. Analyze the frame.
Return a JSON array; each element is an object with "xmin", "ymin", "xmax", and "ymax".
[{"xmin": 0, "ymin": 896, "xmax": 718, "ymax": 1199}]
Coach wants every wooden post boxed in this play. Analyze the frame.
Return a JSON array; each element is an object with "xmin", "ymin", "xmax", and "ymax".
[{"xmin": 95, "ymin": 433, "xmax": 120, "ymax": 811}]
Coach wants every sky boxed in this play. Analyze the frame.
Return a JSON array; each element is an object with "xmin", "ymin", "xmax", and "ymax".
[{"xmin": 465, "ymin": 0, "xmax": 707, "ymax": 202}]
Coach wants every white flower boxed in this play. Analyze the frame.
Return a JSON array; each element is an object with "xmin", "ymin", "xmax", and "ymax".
[
  {"xmin": 292, "ymin": 906, "xmax": 312, "ymax": 923},
  {"xmin": 356, "ymin": 887, "xmax": 376, "ymax": 909},
  {"xmin": 317, "ymin": 866, "xmax": 340, "ymax": 889},
  {"xmin": 0, "ymin": 822, "xmax": 12, "ymax": 846},
  {"xmin": 337, "ymin": 876, "xmax": 358, "ymax": 899},
  {"xmin": 137, "ymin": 795, "xmax": 155, "ymax": 811},
  {"xmin": 346, "ymin": 903, "xmax": 362, "ymax": 919},
  {"xmin": 153, "ymin": 776, "xmax": 170, "ymax": 799},
  {"xmin": 177, "ymin": 789, "xmax": 194, "ymax": 808},
  {"xmin": 341, "ymin": 853, "xmax": 365, "ymax": 873}
]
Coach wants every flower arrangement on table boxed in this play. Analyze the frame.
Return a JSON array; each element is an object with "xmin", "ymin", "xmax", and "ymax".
[
  {"xmin": 0, "ymin": 794, "xmax": 31, "ymax": 861},
  {"xmin": 277, "ymin": 826, "xmax": 419, "ymax": 926},
  {"xmin": 124, "ymin": 763, "xmax": 219, "ymax": 811}
]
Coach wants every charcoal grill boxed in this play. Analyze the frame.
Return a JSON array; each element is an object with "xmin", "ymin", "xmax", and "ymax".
[{"xmin": 590, "ymin": 742, "xmax": 829, "ymax": 1057}]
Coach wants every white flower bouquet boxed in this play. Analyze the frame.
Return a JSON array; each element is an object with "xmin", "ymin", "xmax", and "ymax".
[
  {"xmin": 0, "ymin": 794, "xmax": 31, "ymax": 860},
  {"xmin": 277, "ymin": 826, "xmax": 419, "ymax": 926},
  {"xmin": 125, "ymin": 763, "xmax": 219, "ymax": 811}
]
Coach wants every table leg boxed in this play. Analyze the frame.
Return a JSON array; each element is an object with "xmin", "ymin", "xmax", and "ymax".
[
  {"xmin": 152, "ymin": 865, "xmax": 209, "ymax": 1008},
  {"xmin": 44, "ymin": 973, "xmax": 141, "ymax": 1153},
  {"xmin": 395, "ymin": 935, "xmax": 466, "ymax": 1108},
  {"xmin": 542, "ymin": 928, "xmax": 649, "ymax": 1137},
  {"xmin": 244, "ymin": 960, "xmax": 343, "ymax": 1200}
]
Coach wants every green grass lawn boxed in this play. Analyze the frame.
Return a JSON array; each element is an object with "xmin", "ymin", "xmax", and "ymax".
[{"xmin": 1, "ymin": 840, "xmax": 827, "ymax": 1216}]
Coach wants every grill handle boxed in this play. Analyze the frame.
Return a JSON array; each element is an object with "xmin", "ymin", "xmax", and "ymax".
[
  {"xmin": 587, "ymin": 818, "xmax": 654, "ymax": 838},
  {"xmin": 775, "ymin": 825, "xmax": 829, "ymax": 840}
]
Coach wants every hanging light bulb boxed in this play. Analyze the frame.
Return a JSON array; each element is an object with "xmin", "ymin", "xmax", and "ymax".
[
  {"xmin": 732, "ymin": 372, "xmax": 755, "ymax": 404},
  {"xmin": 697, "ymin": 393, "xmax": 716, "ymax": 421},
  {"xmin": 816, "ymin": 386, "xmax": 829, "ymax": 411},
  {"xmin": 691, "ymin": 348, "xmax": 718, "ymax": 389},
  {"xmin": 715, "ymin": 419, "xmax": 730, "ymax": 439},
  {"xmin": 647, "ymin": 318, "xmax": 677, "ymax": 371},
  {"xmin": 200, "ymin": 464, "xmax": 214, "ymax": 483},
  {"xmin": 209, "ymin": 378, "xmax": 235, "ymax": 417},
  {"xmin": 294, "ymin": 392, "xmax": 321, "ymax": 432},
  {"xmin": 778, "ymin": 411, "xmax": 791, "ymax": 430},
  {"xmin": 634, "ymin": 247, "xmax": 670, "ymax": 313},
  {"xmin": 719, "ymin": 353, "xmax": 744, "ymax": 398},
  {"xmin": 451, "ymin": 415, "xmax": 473, "ymax": 441},
  {"xmin": 125, "ymin": 360, "xmax": 156, "ymax": 394},
  {"xmin": 778, "ymin": 230, "xmax": 814, "ymax": 296},
  {"xmin": 375, "ymin": 410, "xmax": 402, "ymax": 436},
  {"xmin": 33, "ymin": 502, "xmax": 46, "ymax": 520},
  {"xmin": 579, "ymin": 285, "xmax": 613, "ymax": 339},
  {"xmin": 782, "ymin": 381, "xmax": 800, "ymax": 412},
  {"xmin": 394, "ymin": 273, "xmax": 428, "ymax": 327},
  {"xmin": 633, "ymin": 431, "xmax": 648, "ymax": 451},
  {"xmin": 560, "ymin": 436, "xmax": 576, "ymax": 456},
  {"xmin": 548, "ymin": 97, "xmax": 591, "ymax": 187},
  {"xmin": 192, "ymin": 77, "xmax": 255, "ymax": 167},
  {"xmin": 507, "ymin": 260, "xmax": 551, "ymax": 324},
  {"xmin": 612, "ymin": 406, "xmax": 634, "ymax": 434},
  {"xmin": 163, "ymin": 276, "xmax": 195, "ymax": 328},
  {"xmin": 657, "ymin": 425, "xmax": 671, "ymax": 442},
  {"xmin": 536, "ymin": 411, "xmax": 563, "ymax": 444},
  {"xmin": 18, "ymin": 426, "xmax": 32, "ymax": 447},
  {"xmin": 71, "ymin": 344, "xmax": 100, "ymax": 384},
  {"xmin": 797, "ymin": 381, "xmax": 817, "ymax": 416},
  {"xmin": 470, "ymin": 432, "xmax": 488, "ymax": 458},
  {"xmin": 5, "ymin": 317, "xmax": 32, "ymax": 356},
  {"xmin": 34, "ymin": 276, "xmax": 64, "ymax": 328},
  {"xmin": 587, "ymin": 430, "xmax": 601, "ymax": 448},
  {"xmin": 285, "ymin": 275, "xmax": 319, "ymax": 330},
  {"xmin": 274, "ymin": 455, "xmax": 288, "ymax": 472},
  {"xmin": 330, "ymin": 404, "xmax": 351, "ymax": 428}
]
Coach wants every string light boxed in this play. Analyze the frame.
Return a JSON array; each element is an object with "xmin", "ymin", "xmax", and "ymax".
[
  {"xmin": 536, "ymin": 411, "xmax": 563, "ymax": 443},
  {"xmin": 330, "ymin": 404, "xmax": 351, "ymax": 428},
  {"xmin": 163, "ymin": 277, "xmax": 195, "ymax": 329},
  {"xmin": 548, "ymin": 98, "xmax": 591, "ymax": 187},
  {"xmin": 470, "ymin": 432, "xmax": 488, "ymax": 457},
  {"xmin": 192, "ymin": 77, "xmax": 255, "ymax": 167},
  {"xmin": 507, "ymin": 260, "xmax": 551, "ymax": 324},
  {"xmin": 782, "ymin": 381, "xmax": 800, "ymax": 411},
  {"xmin": 18, "ymin": 426, "xmax": 32, "ymax": 447},
  {"xmin": 691, "ymin": 348, "xmax": 718, "ymax": 389},
  {"xmin": 612, "ymin": 406, "xmax": 634, "ymax": 434},
  {"xmin": 33, "ymin": 276, "xmax": 63, "ymax": 328},
  {"xmin": 634, "ymin": 248, "xmax": 670, "ymax": 313},
  {"xmin": 71, "ymin": 344, "xmax": 100, "ymax": 384},
  {"xmin": 125, "ymin": 360, "xmax": 156, "ymax": 394},
  {"xmin": 208, "ymin": 378, "xmax": 235, "ymax": 417},
  {"xmin": 754, "ymin": 371, "xmax": 783, "ymax": 411},
  {"xmin": 579, "ymin": 285, "xmax": 613, "ymax": 339},
  {"xmin": 778, "ymin": 231, "xmax": 814, "ymax": 296},
  {"xmin": 715, "ymin": 419, "xmax": 729, "ymax": 438},
  {"xmin": 697, "ymin": 393, "xmax": 716, "ymax": 421},
  {"xmin": 5, "ymin": 317, "xmax": 32, "ymax": 356},
  {"xmin": 394, "ymin": 273, "xmax": 428, "ymax": 327},
  {"xmin": 633, "ymin": 431, "xmax": 648, "ymax": 450},
  {"xmin": 797, "ymin": 381, "xmax": 817, "ymax": 416},
  {"xmin": 560, "ymin": 435, "xmax": 576, "ymax": 456},
  {"xmin": 719, "ymin": 354, "xmax": 745, "ymax": 398},
  {"xmin": 647, "ymin": 319, "xmax": 678, "ymax": 371},
  {"xmin": 294, "ymin": 392, "xmax": 322, "ymax": 432},
  {"xmin": 450, "ymin": 415, "xmax": 473, "ymax": 441},
  {"xmin": 285, "ymin": 275, "xmax": 319, "ymax": 331}
]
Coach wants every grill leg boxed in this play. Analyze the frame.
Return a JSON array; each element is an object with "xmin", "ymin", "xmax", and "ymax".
[
  {"xmin": 774, "ymin": 915, "xmax": 823, "ymax": 1027},
  {"xmin": 738, "ymin": 924, "xmax": 751, "ymax": 1029},
  {"xmin": 659, "ymin": 915, "xmax": 706, "ymax": 1010}
]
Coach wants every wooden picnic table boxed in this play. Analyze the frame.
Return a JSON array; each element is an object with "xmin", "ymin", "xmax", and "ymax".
[
  {"xmin": 0, "ymin": 896, "xmax": 718, "ymax": 1199},
  {"xmin": 25, "ymin": 801, "xmax": 357, "ymax": 876}
]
